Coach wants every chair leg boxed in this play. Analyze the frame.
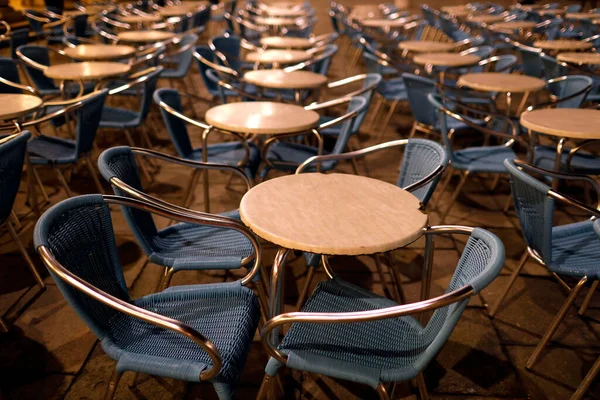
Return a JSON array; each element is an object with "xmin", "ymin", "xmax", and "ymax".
[
  {"xmin": 376, "ymin": 382, "xmax": 391, "ymax": 400},
  {"xmin": 54, "ymin": 168, "xmax": 73, "ymax": 198},
  {"xmin": 10, "ymin": 211, "xmax": 21, "ymax": 230},
  {"xmin": 578, "ymin": 280, "xmax": 598, "ymax": 316},
  {"xmin": 377, "ymin": 100, "xmax": 399, "ymax": 143},
  {"xmin": 257, "ymin": 373, "xmax": 275, "ymax": 400},
  {"xmin": 571, "ymin": 354, "xmax": 600, "ymax": 400},
  {"xmin": 203, "ymin": 168, "xmax": 210, "ymax": 213},
  {"xmin": 154, "ymin": 266, "xmax": 175, "ymax": 292},
  {"xmin": 84, "ymin": 157, "xmax": 106, "ymax": 194},
  {"xmin": 7, "ymin": 221, "xmax": 45, "ymax": 289},
  {"xmin": 129, "ymin": 372, "xmax": 139, "ymax": 388},
  {"xmin": 408, "ymin": 122, "xmax": 417, "ymax": 139},
  {"xmin": 183, "ymin": 168, "xmax": 201, "ymax": 208},
  {"xmin": 0, "ymin": 317, "xmax": 7, "ymax": 332},
  {"xmin": 103, "ymin": 368, "xmax": 123, "ymax": 400},
  {"xmin": 375, "ymin": 254, "xmax": 393, "ymax": 299},
  {"xmin": 431, "ymin": 167, "xmax": 454, "ymax": 209},
  {"xmin": 32, "ymin": 167, "xmax": 50, "ymax": 203},
  {"xmin": 488, "ymin": 251, "xmax": 529, "ymax": 317},
  {"xmin": 369, "ymin": 96, "xmax": 384, "ymax": 133},
  {"xmin": 416, "ymin": 372, "xmax": 429, "ymax": 400},
  {"xmin": 440, "ymin": 171, "xmax": 470, "ymax": 224},
  {"xmin": 526, "ymin": 276, "xmax": 588, "ymax": 370},
  {"xmin": 387, "ymin": 253, "xmax": 406, "ymax": 304},
  {"xmin": 296, "ymin": 265, "xmax": 316, "ymax": 310}
]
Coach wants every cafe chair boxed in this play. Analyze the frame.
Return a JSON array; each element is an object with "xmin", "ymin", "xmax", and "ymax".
[
  {"xmin": 153, "ymin": 88, "xmax": 260, "ymax": 209},
  {"xmin": 258, "ymin": 225, "xmax": 505, "ymax": 400},
  {"xmin": 27, "ymin": 89, "xmax": 109, "ymax": 198},
  {"xmin": 160, "ymin": 33, "xmax": 198, "ymax": 84},
  {"xmin": 427, "ymin": 93, "xmax": 524, "ymax": 223},
  {"xmin": 0, "ymin": 57, "xmax": 40, "ymax": 96},
  {"xmin": 9, "ymin": 28, "xmax": 30, "ymax": 59},
  {"xmin": 540, "ymin": 54, "xmax": 569, "ymax": 80},
  {"xmin": 34, "ymin": 194, "xmax": 262, "ymax": 400},
  {"xmin": 492, "ymin": 160, "xmax": 600, "ymax": 377},
  {"xmin": 0, "ymin": 132, "xmax": 46, "ymax": 332}
]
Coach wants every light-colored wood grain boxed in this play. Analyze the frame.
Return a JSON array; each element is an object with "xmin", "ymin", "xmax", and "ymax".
[
  {"xmin": 538, "ymin": 8, "xmax": 566, "ymax": 15},
  {"xmin": 159, "ymin": 4, "xmax": 205, "ymax": 16},
  {"xmin": 63, "ymin": 45, "xmax": 136, "ymax": 61},
  {"xmin": 399, "ymin": 40, "xmax": 455, "ymax": 53},
  {"xmin": 63, "ymin": 10, "xmax": 89, "ymax": 17},
  {"xmin": 205, "ymin": 101, "xmax": 319, "ymax": 134},
  {"xmin": 413, "ymin": 52, "xmax": 480, "ymax": 67},
  {"xmin": 510, "ymin": 4, "xmax": 543, "ymax": 10},
  {"xmin": 557, "ymin": 52, "xmax": 600, "ymax": 64},
  {"xmin": 566, "ymin": 12, "xmax": 600, "ymax": 19},
  {"xmin": 533, "ymin": 40, "xmax": 593, "ymax": 51},
  {"xmin": 260, "ymin": 36, "xmax": 313, "ymax": 49},
  {"xmin": 240, "ymin": 173, "xmax": 428, "ymax": 255},
  {"xmin": 44, "ymin": 62, "xmax": 131, "ymax": 80},
  {"xmin": 491, "ymin": 20, "xmax": 537, "ymax": 30},
  {"xmin": 441, "ymin": 5, "xmax": 469, "ymax": 13},
  {"xmin": 458, "ymin": 72, "xmax": 546, "ymax": 93},
  {"xmin": 260, "ymin": 6, "xmax": 307, "ymax": 17},
  {"xmin": 254, "ymin": 16, "xmax": 301, "ymax": 25},
  {"xmin": 361, "ymin": 17, "xmax": 412, "ymax": 27},
  {"xmin": 0, "ymin": 94, "xmax": 42, "ymax": 120},
  {"xmin": 84, "ymin": 5, "xmax": 116, "ymax": 13},
  {"xmin": 349, "ymin": 4, "xmax": 383, "ymax": 19},
  {"xmin": 246, "ymin": 49, "xmax": 311, "ymax": 64},
  {"xmin": 521, "ymin": 109, "xmax": 600, "ymax": 139},
  {"xmin": 468, "ymin": 14, "xmax": 506, "ymax": 24},
  {"xmin": 119, "ymin": 14, "xmax": 162, "ymax": 24},
  {"xmin": 243, "ymin": 69, "xmax": 327, "ymax": 89},
  {"xmin": 449, "ymin": 9, "xmax": 476, "ymax": 17},
  {"xmin": 117, "ymin": 30, "xmax": 176, "ymax": 42}
]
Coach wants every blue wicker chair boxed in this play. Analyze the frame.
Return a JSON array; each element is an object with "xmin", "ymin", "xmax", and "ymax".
[
  {"xmin": 491, "ymin": 159, "xmax": 600, "ymax": 378},
  {"xmin": 258, "ymin": 225, "xmax": 505, "ymax": 400},
  {"xmin": 0, "ymin": 132, "xmax": 46, "ymax": 330},
  {"xmin": 34, "ymin": 194, "xmax": 261, "ymax": 400}
]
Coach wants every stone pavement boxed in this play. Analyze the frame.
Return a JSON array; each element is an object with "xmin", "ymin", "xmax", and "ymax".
[{"xmin": 0, "ymin": 0, "xmax": 599, "ymax": 399}]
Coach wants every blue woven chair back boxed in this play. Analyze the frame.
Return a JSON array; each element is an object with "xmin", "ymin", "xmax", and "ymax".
[
  {"xmin": 361, "ymin": 51, "xmax": 386, "ymax": 75},
  {"xmin": 541, "ymin": 55, "xmax": 569, "ymax": 80},
  {"xmin": 438, "ymin": 16, "xmax": 457, "ymax": 37},
  {"xmin": 193, "ymin": 45, "xmax": 219, "ymax": 95},
  {"xmin": 74, "ymin": 90, "xmax": 109, "ymax": 156},
  {"xmin": 414, "ymin": 228, "xmax": 504, "ymax": 371},
  {"xmin": 463, "ymin": 46, "xmax": 494, "ymax": 60},
  {"xmin": 10, "ymin": 28, "xmax": 30, "ymax": 59},
  {"xmin": 427, "ymin": 94, "xmax": 461, "ymax": 164},
  {"xmin": 152, "ymin": 88, "xmax": 193, "ymax": 157},
  {"xmin": 331, "ymin": 97, "xmax": 368, "ymax": 156},
  {"xmin": 18, "ymin": 45, "xmax": 57, "ymax": 92},
  {"xmin": 24, "ymin": 9, "xmax": 45, "ymax": 34},
  {"xmin": 504, "ymin": 159, "xmax": 554, "ymax": 263},
  {"xmin": 33, "ymin": 194, "xmax": 131, "ymax": 339},
  {"xmin": 403, "ymin": 73, "xmax": 438, "ymax": 127},
  {"xmin": 543, "ymin": 18, "xmax": 562, "ymax": 40},
  {"xmin": 493, "ymin": 54, "xmax": 517, "ymax": 72},
  {"xmin": 312, "ymin": 44, "xmax": 337, "ymax": 75},
  {"xmin": 329, "ymin": 10, "xmax": 340, "ymax": 33},
  {"xmin": 73, "ymin": 14, "xmax": 89, "ymax": 37},
  {"xmin": 566, "ymin": 4, "xmax": 582, "ymax": 12},
  {"xmin": 0, "ymin": 57, "xmax": 23, "ymax": 93},
  {"xmin": 169, "ymin": 33, "xmax": 198, "ymax": 75},
  {"xmin": 97, "ymin": 147, "xmax": 158, "ymax": 255},
  {"xmin": 352, "ymin": 73, "xmax": 381, "ymax": 133},
  {"xmin": 0, "ymin": 131, "xmax": 31, "ymax": 226},
  {"xmin": 517, "ymin": 47, "xmax": 542, "ymax": 77},
  {"xmin": 398, "ymin": 138, "xmax": 448, "ymax": 206},
  {"xmin": 211, "ymin": 35, "xmax": 241, "ymax": 71},
  {"xmin": 547, "ymin": 75, "xmax": 592, "ymax": 108},
  {"xmin": 137, "ymin": 67, "xmax": 163, "ymax": 120},
  {"xmin": 192, "ymin": 7, "xmax": 211, "ymax": 30}
]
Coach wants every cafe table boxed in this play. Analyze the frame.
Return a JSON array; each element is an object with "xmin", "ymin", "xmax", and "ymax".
[
  {"xmin": 158, "ymin": 4, "xmax": 204, "ymax": 17},
  {"xmin": 239, "ymin": 173, "xmax": 428, "ymax": 312},
  {"xmin": 361, "ymin": 17, "xmax": 415, "ymax": 29},
  {"xmin": 413, "ymin": 53, "xmax": 480, "ymax": 83},
  {"xmin": 117, "ymin": 30, "xmax": 176, "ymax": 43},
  {"xmin": 260, "ymin": 36, "xmax": 313, "ymax": 49},
  {"xmin": 44, "ymin": 61, "xmax": 131, "ymax": 96},
  {"xmin": 119, "ymin": 14, "xmax": 162, "ymax": 25},
  {"xmin": 538, "ymin": 8, "xmax": 566, "ymax": 16},
  {"xmin": 557, "ymin": 52, "xmax": 600, "ymax": 65},
  {"xmin": 243, "ymin": 69, "xmax": 327, "ymax": 103},
  {"xmin": 467, "ymin": 14, "xmax": 506, "ymax": 24},
  {"xmin": 63, "ymin": 44, "xmax": 137, "ymax": 61},
  {"xmin": 260, "ymin": 5, "xmax": 307, "ymax": 17},
  {"xmin": 490, "ymin": 20, "xmax": 537, "ymax": 31},
  {"xmin": 246, "ymin": 49, "xmax": 311, "ymax": 68},
  {"xmin": 441, "ymin": 4, "xmax": 469, "ymax": 13},
  {"xmin": 520, "ymin": 108, "xmax": 600, "ymax": 186},
  {"xmin": 458, "ymin": 72, "xmax": 546, "ymax": 116},
  {"xmin": 566, "ymin": 12, "xmax": 600, "ymax": 19},
  {"xmin": 399, "ymin": 40, "xmax": 455, "ymax": 56},
  {"xmin": 533, "ymin": 40, "xmax": 593, "ymax": 54}
]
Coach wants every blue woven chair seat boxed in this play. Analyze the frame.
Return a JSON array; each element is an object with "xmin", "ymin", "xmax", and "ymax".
[
  {"xmin": 548, "ymin": 220, "xmax": 600, "ymax": 280},
  {"xmin": 188, "ymin": 142, "xmax": 261, "ymax": 179},
  {"xmin": 436, "ymin": 114, "xmax": 485, "ymax": 132},
  {"xmin": 265, "ymin": 142, "xmax": 336, "ymax": 172},
  {"xmin": 101, "ymin": 280, "xmax": 260, "ymax": 384},
  {"xmin": 452, "ymin": 145, "xmax": 516, "ymax": 172},
  {"xmin": 149, "ymin": 218, "xmax": 253, "ymax": 270},
  {"xmin": 533, "ymin": 145, "xmax": 600, "ymax": 174},
  {"xmin": 99, "ymin": 106, "xmax": 143, "ymax": 129},
  {"xmin": 266, "ymin": 277, "xmax": 428, "ymax": 387},
  {"xmin": 28, "ymin": 135, "xmax": 78, "ymax": 165}
]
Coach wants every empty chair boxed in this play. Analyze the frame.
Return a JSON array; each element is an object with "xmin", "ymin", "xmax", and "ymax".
[
  {"xmin": 492, "ymin": 160, "xmax": 600, "ymax": 377},
  {"xmin": 541, "ymin": 54, "xmax": 569, "ymax": 80},
  {"xmin": 258, "ymin": 224, "xmax": 505, "ymax": 399},
  {"xmin": 515, "ymin": 43, "xmax": 543, "ymax": 78},
  {"xmin": 475, "ymin": 54, "xmax": 518, "ymax": 73},
  {"xmin": 34, "ymin": 194, "xmax": 261, "ymax": 400},
  {"xmin": 209, "ymin": 34, "xmax": 244, "ymax": 71},
  {"xmin": 160, "ymin": 33, "xmax": 198, "ymax": 82},
  {"xmin": 0, "ymin": 57, "xmax": 39, "ymax": 95},
  {"xmin": 9, "ymin": 28, "xmax": 30, "ymax": 59}
]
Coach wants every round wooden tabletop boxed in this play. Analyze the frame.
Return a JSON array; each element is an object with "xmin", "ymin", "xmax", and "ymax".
[
  {"xmin": 458, "ymin": 72, "xmax": 546, "ymax": 93},
  {"xmin": 361, "ymin": 17, "xmax": 412, "ymax": 28},
  {"xmin": 63, "ymin": 10, "xmax": 89, "ymax": 17},
  {"xmin": 260, "ymin": 6, "xmax": 307, "ymax": 17},
  {"xmin": 468, "ymin": 14, "xmax": 506, "ymax": 24},
  {"xmin": 533, "ymin": 40, "xmax": 593, "ymax": 51},
  {"xmin": 399, "ymin": 40, "xmax": 455, "ymax": 53},
  {"xmin": 491, "ymin": 20, "xmax": 537, "ymax": 30},
  {"xmin": 449, "ymin": 8, "xmax": 476, "ymax": 17},
  {"xmin": 260, "ymin": 36, "xmax": 313, "ymax": 49},
  {"xmin": 510, "ymin": 4, "xmax": 543, "ymax": 10},
  {"xmin": 243, "ymin": 69, "xmax": 327, "ymax": 89},
  {"xmin": 159, "ymin": 4, "xmax": 203, "ymax": 16},
  {"xmin": 63, "ymin": 44, "xmax": 137, "ymax": 61},
  {"xmin": 557, "ymin": 52, "xmax": 600, "ymax": 64},
  {"xmin": 254, "ymin": 16, "xmax": 301, "ymax": 25},
  {"xmin": 119, "ymin": 14, "xmax": 162, "ymax": 24},
  {"xmin": 205, "ymin": 101, "xmax": 319, "ymax": 134},
  {"xmin": 521, "ymin": 108, "xmax": 600, "ymax": 139},
  {"xmin": 538, "ymin": 8, "xmax": 566, "ymax": 15},
  {"xmin": 83, "ymin": 4, "xmax": 115, "ymax": 13},
  {"xmin": 413, "ymin": 52, "xmax": 480, "ymax": 67},
  {"xmin": 240, "ymin": 173, "xmax": 428, "ymax": 255},
  {"xmin": 566, "ymin": 12, "xmax": 600, "ymax": 19},
  {"xmin": 246, "ymin": 49, "xmax": 311, "ymax": 64},
  {"xmin": 44, "ymin": 61, "xmax": 131, "ymax": 81},
  {"xmin": 117, "ymin": 30, "xmax": 176, "ymax": 42},
  {"xmin": 0, "ymin": 94, "xmax": 42, "ymax": 120}
]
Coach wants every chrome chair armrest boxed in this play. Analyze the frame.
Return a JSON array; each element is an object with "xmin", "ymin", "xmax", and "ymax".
[
  {"xmin": 0, "ymin": 77, "xmax": 40, "ymax": 97},
  {"xmin": 193, "ymin": 50, "xmax": 239, "ymax": 78},
  {"xmin": 261, "ymin": 128, "xmax": 323, "ymax": 170},
  {"xmin": 325, "ymin": 73, "xmax": 380, "ymax": 97},
  {"xmin": 106, "ymin": 66, "xmax": 160, "ymax": 95},
  {"xmin": 216, "ymin": 79, "xmax": 268, "ymax": 101}
]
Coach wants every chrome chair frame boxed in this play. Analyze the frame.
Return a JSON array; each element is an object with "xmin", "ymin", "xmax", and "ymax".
[{"xmin": 36, "ymin": 194, "xmax": 263, "ymax": 400}]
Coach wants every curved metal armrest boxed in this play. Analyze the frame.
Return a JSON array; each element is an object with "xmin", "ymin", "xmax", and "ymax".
[
  {"xmin": 0, "ymin": 77, "xmax": 40, "ymax": 97},
  {"xmin": 23, "ymin": 10, "xmax": 51, "ymax": 23},
  {"xmin": 106, "ymin": 66, "xmax": 159, "ymax": 95},
  {"xmin": 0, "ymin": 20, "xmax": 11, "ymax": 39},
  {"xmin": 100, "ymin": 14, "xmax": 132, "ymax": 29},
  {"xmin": 37, "ymin": 242, "xmax": 223, "ymax": 382},
  {"xmin": 216, "ymin": 79, "xmax": 268, "ymax": 101},
  {"xmin": 91, "ymin": 21, "xmax": 119, "ymax": 42},
  {"xmin": 17, "ymin": 49, "xmax": 50, "ymax": 72},
  {"xmin": 17, "ymin": 98, "xmax": 84, "ymax": 130},
  {"xmin": 324, "ymin": 73, "xmax": 379, "ymax": 97},
  {"xmin": 304, "ymin": 96, "xmax": 351, "ymax": 111},
  {"xmin": 527, "ymin": 78, "xmax": 592, "ymax": 110},
  {"xmin": 193, "ymin": 50, "xmax": 239, "ymax": 78},
  {"xmin": 164, "ymin": 39, "xmax": 195, "ymax": 58},
  {"xmin": 583, "ymin": 33, "xmax": 600, "ymax": 43},
  {"xmin": 240, "ymin": 38, "xmax": 261, "ymax": 51},
  {"xmin": 316, "ymin": 101, "xmax": 360, "ymax": 130}
]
